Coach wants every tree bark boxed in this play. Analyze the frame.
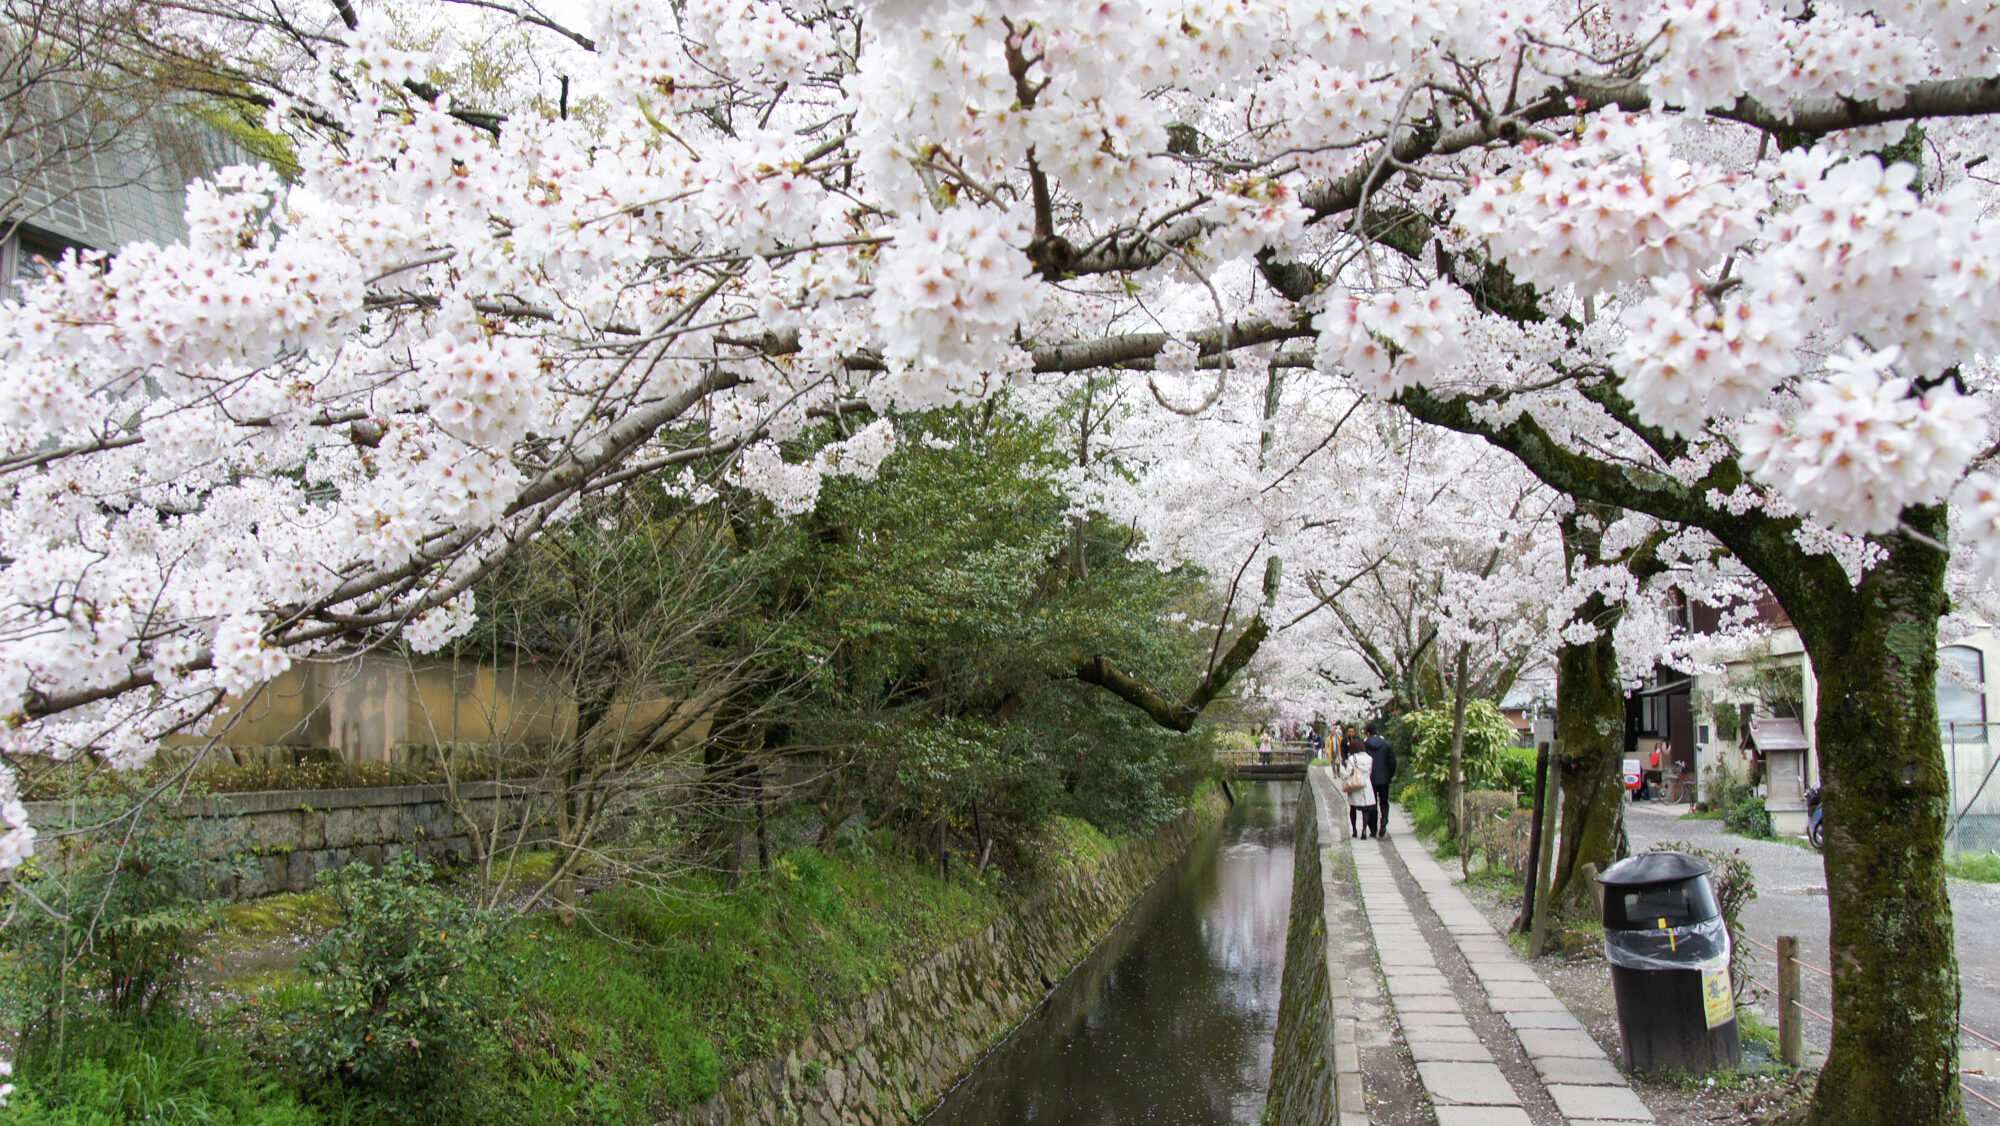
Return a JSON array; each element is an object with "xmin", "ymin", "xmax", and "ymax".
[
  {"xmin": 1447, "ymin": 642, "xmax": 1470, "ymax": 844},
  {"xmin": 1547, "ymin": 595, "xmax": 1629, "ymax": 918},
  {"xmin": 1075, "ymin": 612, "xmax": 1269, "ymax": 732},
  {"xmin": 1792, "ymin": 509, "xmax": 1961, "ymax": 1126},
  {"xmin": 1546, "ymin": 505, "xmax": 1632, "ymax": 919}
]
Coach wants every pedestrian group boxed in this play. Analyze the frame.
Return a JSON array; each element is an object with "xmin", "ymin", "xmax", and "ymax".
[{"xmin": 1338, "ymin": 722, "xmax": 1397, "ymax": 839}]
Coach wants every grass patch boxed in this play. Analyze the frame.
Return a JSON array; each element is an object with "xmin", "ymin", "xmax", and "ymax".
[
  {"xmin": 1737, "ymin": 1004, "xmax": 1780, "ymax": 1047},
  {"xmin": 4, "ymin": 1015, "xmax": 317, "ymax": 1125},
  {"xmin": 1398, "ymin": 785, "xmax": 1452, "ymax": 854},
  {"xmin": 478, "ymin": 841, "xmax": 1014, "ymax": 1120},
  {"xmin": 1946, "ymin": 851, "xmax": 2000, "ymax": 883},
  {"xmin": 31, "ymin": 817, "xmax": 1130, "ymax": 1124},
  {"xmin": 1029, "ymin": 815, "xmax": 1117, "ymax": 873},
  {"xmin": 1679, "ymin": 809, "xmax": 1725, "ymax": 821}
]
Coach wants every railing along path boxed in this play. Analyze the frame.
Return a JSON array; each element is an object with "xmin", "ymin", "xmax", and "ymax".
[{"xmin": 1738, "ymin": 932, "xmax": 2000, "ymax": 1112}]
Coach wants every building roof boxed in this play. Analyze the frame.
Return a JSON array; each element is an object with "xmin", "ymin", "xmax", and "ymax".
[{"xmin": 1745, "ymin": 716, "xmax": 1808, "ymax": 752}]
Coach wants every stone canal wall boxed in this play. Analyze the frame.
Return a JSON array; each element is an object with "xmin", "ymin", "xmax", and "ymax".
[
  {"xmin": 1267, "ymin": 765, "xmax": 1368, "ymax": 1126},
  {"xmin": 672, "ymin": 788, "xmax": 1230, "ymax": 1126}
]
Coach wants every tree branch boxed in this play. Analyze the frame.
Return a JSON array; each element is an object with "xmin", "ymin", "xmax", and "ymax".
[{"xmin": 1076, "ymin": 614, "xmax": 1270, "ymax": 732}]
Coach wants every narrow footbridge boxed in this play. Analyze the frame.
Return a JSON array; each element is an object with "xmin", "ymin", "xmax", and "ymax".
[{"xmin": 1216, "ymin": 744, "xmax": 1312, "ymax": 781}]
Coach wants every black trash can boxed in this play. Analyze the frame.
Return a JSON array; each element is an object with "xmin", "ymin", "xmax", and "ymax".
[{"xmin": 1597, "ymin": 851, "xmax": 1742, "ymax": 1075}]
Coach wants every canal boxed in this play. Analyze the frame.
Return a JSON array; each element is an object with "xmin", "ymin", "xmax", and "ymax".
[{"xmin": 926, "ymin": 781, "xmax": 1298, "ymax": 1125}]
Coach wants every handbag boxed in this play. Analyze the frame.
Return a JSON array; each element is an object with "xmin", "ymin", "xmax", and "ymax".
[{"xmin": 1340, "ymin": 766, "xmax": 1368, "ymax": 794}]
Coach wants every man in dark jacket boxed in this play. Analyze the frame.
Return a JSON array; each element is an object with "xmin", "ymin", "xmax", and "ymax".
[{"xmin": 1365, "ymin": 723, "xmax": 1396, "ymax": 835}]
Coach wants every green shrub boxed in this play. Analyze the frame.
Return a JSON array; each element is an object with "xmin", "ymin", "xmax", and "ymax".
[
  {"xmin": 1701, "ymin": 756, "xmax": 1755, "ymax": 812},
  {"xmin": 278, "ymin": 855, "xmax": 500, "ymax": 1113},
  {"xmin": 1723, "ymin": 796, "xmax": 1774, "ymax": 839},
  {"xmin": 3, "ymin": 799, "xmax": 219, "ymax": 1038},
  {"xmin": 1401, "ymin": 701, "xmax": 1518, "ymax": 804},
  {"xmin": 1497, "ymin": 745, "xmax": 1539, "ymax": 804}
]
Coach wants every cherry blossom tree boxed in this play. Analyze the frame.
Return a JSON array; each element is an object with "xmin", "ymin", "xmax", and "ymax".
[{"xmin": 2, "ymin": 0, "xmax": 1999, "ymax": 1118}]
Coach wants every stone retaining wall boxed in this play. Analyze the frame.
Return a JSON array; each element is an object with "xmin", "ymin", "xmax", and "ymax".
[
  {"xmin": 26, "ymin": 781, "xmax": 554, "ymax": 898},
  {"xmin": 26, "ymin": 765, "xmax": 826, "ymax": 899},
  {"xmin": 672, "ymin": 789, "xmax": 1230, "ymax": 1126},
  {"xmin": 1267, "ymin": 765, "xmax": 1368, "ymax": 1126}
]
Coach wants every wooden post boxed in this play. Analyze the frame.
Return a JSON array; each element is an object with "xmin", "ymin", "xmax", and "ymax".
[
  {"xmin": 1527, "ymin": 750, "xmax": 1562, "ymax": 958},
  {"xmin": 1520, "ymin": 740, "xmax": 1552, "ymax": 933},
  {"xmin": 1778, "ymin": 934, "xmax": 1802, "ymax": 1067}
]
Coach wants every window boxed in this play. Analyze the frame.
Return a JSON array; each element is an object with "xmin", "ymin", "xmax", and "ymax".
[
  {"xmin": 1638, "ymin": 692, "xmax": 1670, "ymax": 737},
  {"xmin": 1938, "ymin": 645, "xmax": 1987, "ymax": 744}
]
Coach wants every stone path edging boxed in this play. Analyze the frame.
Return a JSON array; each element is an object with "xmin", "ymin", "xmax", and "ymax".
[
  {"xmin": 1316, "ymin": 767, "xmax": 1374, "ymax": 1126},
  {"xmin": 1345, "ymin": 814, "xmax": 1658, "ymax": 1125}
]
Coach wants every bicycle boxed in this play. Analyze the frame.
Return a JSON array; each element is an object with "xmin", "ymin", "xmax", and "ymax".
[{"xmin": 1661, "ymin": 764, "xmax": 1696, "ymax": 805}]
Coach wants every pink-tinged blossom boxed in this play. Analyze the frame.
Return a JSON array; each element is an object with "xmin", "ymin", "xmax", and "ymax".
[
  {"xmin": 871, "ymin": 208, "xmax": 1040, "ymax": 405},
  {"xmin": 1738, "ymin": 345, "xmax": 1987, "ymax": 534},
  {"xmin": 1454, "ymin": 114, "xmax": 1764, "ymax": 298},
  {"xmin": 211, "ymin": 614, "xmax": 291, "ymax": 696},
  {"xmin": 1616, "ymin": 276, "xmax": 1801, "ymax": 437}
]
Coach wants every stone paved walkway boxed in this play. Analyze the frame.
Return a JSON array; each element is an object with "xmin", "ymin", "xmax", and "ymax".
[{"xmin": 1348, "ymin": 824, "xmax": 1657, "ymax": 1126}]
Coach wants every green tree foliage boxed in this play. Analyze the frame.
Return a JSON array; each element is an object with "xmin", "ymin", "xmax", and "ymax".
[
  {"xmin": 1401, "ymin": 700, "xmax": 1517, "ymax": 802},
  {"xmin": 752, "ymin": 405, "xmax": 1223, "ymax": 850}
]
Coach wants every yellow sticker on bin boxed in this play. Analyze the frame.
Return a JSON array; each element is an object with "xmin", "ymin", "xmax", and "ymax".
[
  {"xmin": 1700, "ymin": 958, "xmax": 1735, "ymax": 1030},
  {"xmin": 1660, "ymin": 918, "xmax": 1675, "ymax": 951}
]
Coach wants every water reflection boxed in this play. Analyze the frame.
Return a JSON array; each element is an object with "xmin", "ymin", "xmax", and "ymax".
[{"xmin": 925, "ymin": 782, "xmax": 1297, "ymax": 1126}]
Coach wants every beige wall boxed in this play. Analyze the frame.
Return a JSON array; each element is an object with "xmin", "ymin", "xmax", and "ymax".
[{"xmin": 168, "ymin": 654, "xmax": 589, "ymax": 763}]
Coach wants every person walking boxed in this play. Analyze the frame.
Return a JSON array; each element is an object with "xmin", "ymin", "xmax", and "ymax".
[
  {"xmin": 1341, "ymin": 726, "xmax": 1367, "ymax": 837},
  {"xmin": 1365, "ymin": 722, "xmax": 1397, "ymax": 836},
  {"xmin": 1345, "ymin": 740, "xmax": 1377, "ymax": 838}
]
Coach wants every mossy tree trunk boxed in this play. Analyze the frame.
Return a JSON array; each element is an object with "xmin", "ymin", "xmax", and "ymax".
[
  {"xmin": 1397, "ymin": 387, "xmax": 1965, "ymax": 1126},
  {"xmin": 1548, "ymin": 590, "xmax": 1628, "ymax": 918},
  {"xmin": 1447, "ymin": 642, "xmax": 1471, "ymax": 842},
  {"xmin": 1544, "ymin": 503, "xmax": 1669, "ymax": 920},
  {"xmin": 1786, "ymin": 506, "xmax": 1960, "ymax": 1126}
]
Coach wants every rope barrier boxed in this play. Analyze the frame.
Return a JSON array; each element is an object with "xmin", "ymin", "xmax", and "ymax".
[
  {"xmin": 1747, "ymin": 940, "xmax": 2000, "ymax": 1066},
  {"xmin": 1744, "ymin": 968, "xmax": 2000, "ymax": 1120},
  {"xmin": 1742, "ymin": 973, "xmax": 1833, "ymax": 1027}
]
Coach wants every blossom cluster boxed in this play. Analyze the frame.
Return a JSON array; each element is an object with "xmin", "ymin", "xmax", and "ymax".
[
  {"xmin": 1751, "ymin": 150, "xmax": 2000, "ymax": 378},
  {"xmin": 1616, "ymin": 276, "xmax": 1801, "ymax": 438},
  {"xmin": 871, "ymin": 207, "xmax": 1040, "ymax": 405},
  {"xmin": 1596, "ymin": 0, "xmax": 1939, "ymax": 111},
  {"xmin": 1315, "ymin": 282, "xmax": 1477, "ymax": 396},
  {"xmin": 728, "ymin": 418, "xmax": 898, "ymax": 516},
  {"xmin": 1737, "ymin": 345, "xmax": 1987, "ymax": 534},
  {"xmin": 0, "ymin": 767, "xmax": 32, "ymax": 874},
  {"xmin": 1454, "ymin": 114, "xmax": 1763, "ymax": 297}
]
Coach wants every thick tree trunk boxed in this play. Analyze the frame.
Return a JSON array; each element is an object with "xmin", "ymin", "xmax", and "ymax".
[
  {"xmin": 1547, "ymin": 601, "xmax": 1628, "ymax": 918},
  {"xmin": 1546, "ymin": 506, "xmax": 1631, "ymax": 918},
  {"xmin": 1794, "ymin": 513, "xmax": 1961, "ymax": 1126}
]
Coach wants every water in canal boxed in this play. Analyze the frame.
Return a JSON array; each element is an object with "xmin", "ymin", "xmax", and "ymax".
[{"xmin": 925, "ymin": 780, "xmax": 1298, "ymax": 1126}]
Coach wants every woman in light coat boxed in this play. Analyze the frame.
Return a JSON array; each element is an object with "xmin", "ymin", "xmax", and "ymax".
[{"xmin": 1345, "ymin": 744, "xmax": 1376, "ymax": 839}]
